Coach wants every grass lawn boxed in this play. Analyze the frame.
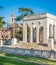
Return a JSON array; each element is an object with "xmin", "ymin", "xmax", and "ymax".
[
  {"xmin": 0, "ymin": 55, "xmax": 36, "ymax": 65},
  {"xmin": 0, "ymin": 52, "xmax": 56, "ymax": 65}
]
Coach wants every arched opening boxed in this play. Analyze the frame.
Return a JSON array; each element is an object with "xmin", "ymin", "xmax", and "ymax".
[
  {"xmin": 39, "ymin": 26, "xmax": 43, "ymax": 43},
  {"xmin": 33, "ymin": 27, "xmax": 37, "ymax": 43},
  {"xmin": 27, "ymin": 24, "xmax": 30, "ymax": 42}
]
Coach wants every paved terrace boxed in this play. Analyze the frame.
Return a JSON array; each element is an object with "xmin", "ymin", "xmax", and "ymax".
[{"xmin": 2, "ymin": 43, "xmax": 56, "ymax": 51}]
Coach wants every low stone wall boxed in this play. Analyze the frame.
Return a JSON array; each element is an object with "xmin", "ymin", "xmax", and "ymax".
[{"xmin": 0, "ymin": 47, "xmax": 56, "ymax": 59}]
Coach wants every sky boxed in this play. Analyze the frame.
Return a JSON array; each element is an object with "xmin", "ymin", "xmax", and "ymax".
[{"xmin": 0, "ymin": 0, "xmax": 56, "ymax": 22}]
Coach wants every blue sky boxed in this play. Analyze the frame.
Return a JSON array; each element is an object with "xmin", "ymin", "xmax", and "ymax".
[{"xmin": 0, "ymin": 0, "xmax": 56, "ymax": 22}]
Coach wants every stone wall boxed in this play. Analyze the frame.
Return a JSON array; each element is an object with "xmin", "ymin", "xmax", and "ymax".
[{"xmin": 0, "ymin": 47, "xmax": 56, "ymax": 59}]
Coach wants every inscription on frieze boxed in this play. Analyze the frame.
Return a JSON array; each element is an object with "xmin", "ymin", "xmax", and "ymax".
[{"xmin": 24, "ymin": 14, "xmax": 46, "ymax": 21}]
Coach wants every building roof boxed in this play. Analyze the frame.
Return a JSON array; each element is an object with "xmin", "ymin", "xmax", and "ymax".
[{"xmin": 23, "ymin": 12, "xmax": 56, "ymax": 21}]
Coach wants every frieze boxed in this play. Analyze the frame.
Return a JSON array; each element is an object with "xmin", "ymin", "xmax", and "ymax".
[
  {"xmin": 24, "ymin": 14, "xmax": 47, "ymax": 21},
  {"xmin": 24, "ymin": 13, "xmax": 56, "ymax": 21}
]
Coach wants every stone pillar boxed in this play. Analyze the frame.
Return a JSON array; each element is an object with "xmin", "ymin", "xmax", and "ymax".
[
  {"xmin": 48, "ymin": 38, "xmax": 54, "ymax": 49},
  {"xmin": 43, "ymin": 26, "xmax": 47, "ymax": 43},
  {"xmin": 51, "ymin": 25, "xmax": 53, "ymax": 37},
  {"xmin": 55, "ymin": 22, "xmax": 56, "ymax": 42},
  {"xmin": 50, "ymin": 50, "xmax": 54, "ymax": 59},
  {"xmin": 54, "ymin": 25, "xmax": 56, "ymax": 42},
  {"xmin": 12, "ymin": 38, "xmax": 17, "ymax": 45},
  {"xmin": 23, "ymin": 23, "xmax": 27, "ymax": 43},
  {"xmin": 30, "ymin": 23, "xmax": 33, "ymax": 43},
  {"xmin": 36, "ymin": 23, "xmax": 39, "ymax": 43},
  {"xmin": 0, "ymin": 31, "xmax": 3, "ymax": 46},
  {"xmin": 0, "ymin": 40, "xmax": 3, "ymax": 46},
  {"xmin": 49, "ymin": 24, "xmax": 53, "ymax": 38}
]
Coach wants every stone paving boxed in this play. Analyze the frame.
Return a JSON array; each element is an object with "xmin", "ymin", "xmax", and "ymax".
[{"xmin": 6, "ymin": 43, "xmax": 55, "ymax": 50}]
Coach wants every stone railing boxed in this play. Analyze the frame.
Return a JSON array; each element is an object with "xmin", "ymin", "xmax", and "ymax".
[{"xmin": 0, "ymin": 47, "xmax": 56, "ymax": 60}]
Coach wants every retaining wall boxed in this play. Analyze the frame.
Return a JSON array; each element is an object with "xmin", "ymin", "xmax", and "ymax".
[{"xmin": 0, "ymin": 47, "xmax": 56, "ymax": 59}]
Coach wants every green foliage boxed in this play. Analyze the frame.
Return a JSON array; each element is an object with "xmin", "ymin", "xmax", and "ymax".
[
  {"xmin": 0, "ymin": 52, "xmax": 56, "ymax": 65},
  {"xmin": 15, "ymin": 15, "xmax": 24, "ymax": 21},
  {"xmin": 0, "ymin": 56, "xmax": 35, "ymax": 65},
  {"xmin": 0, "ymin": 6, "xmax": 3, "ymax": 8},
  {"xmin": 0, "ymin": 6, "xmax": 6, "ymax": 27},
  {"xmin": 0, "ymin": 6, "xmax": 3, "ymax": 10},
  {"xmin": 0, "ymin": 17, "xmax": 6, "ymax": 27},
  {"xmin": 19, "ymin": 7, "xmax": 34, "ymax": 15},
  {"xmin": 15, "ymin": 27, "xmax": 23, "ymax": 41},
  {"xmin": 15, "ymin": 7, "xmax": 34, "ymax": 21},
  {"xmin": 39, "ymin": 27, "xmax": 43, "ymax": 31}
]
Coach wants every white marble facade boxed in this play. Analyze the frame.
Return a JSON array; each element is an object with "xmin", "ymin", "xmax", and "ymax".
[{"xmin": 23, "ymin": 13, "xmax": 56, "ymax": 44}]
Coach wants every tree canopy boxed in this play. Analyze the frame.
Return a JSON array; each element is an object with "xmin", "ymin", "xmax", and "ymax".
[
  {"xmin": 15, "ymin": 7, "xmax": 34, "ymax": 41},
  {"xmin": 15, "ymin": 27, "xmax": 23, "ymax": 41},
  {"xmin": 15, "ymin": 7, "xmax": 34, "ymax": 21},
  {"xmin": 0, "ymin": 6, "xmax": 6, "ymax": 27},
  {"xmin": 0, "ymin": 6, "xmax": 3, "ymax": 9},
  {"xmin": 0, "ymin": 17, "xmax": 6, "ymax": 27}
]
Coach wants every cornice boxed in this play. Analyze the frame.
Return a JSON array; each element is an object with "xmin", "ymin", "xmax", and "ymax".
[{"xmin": 23, "ymin": 13, "xmax": 56, "ymax": 21}]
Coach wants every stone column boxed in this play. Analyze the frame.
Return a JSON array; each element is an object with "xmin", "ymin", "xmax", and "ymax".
[
  {"xmin": 30, "ymin": 23, "xmax": 33, "ymax": 43},
  {"xmin": 23, "ymin": 23, "xmax": 27, "ymax": 43},
  {"xmin": 36, "ymin": 23, "xmax": 39, "ymax": 43},
  {"xmin": 54, "ymin": 25, "xmax": 56, "ymax": 42},
  {"xmin": 53, "ymin": 25, "xmax": 55, "ymax": 43},
  {"xmin": 50, "ymin": 25, "xmax": 53, "ymax": 37},
  {"xmin": 54, "ymin": 22, "xmax": 56, "ymax": 42}
]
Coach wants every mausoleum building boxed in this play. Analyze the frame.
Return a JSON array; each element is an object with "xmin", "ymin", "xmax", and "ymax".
[{"xmin": 23, "ymin": 13, "xmax": 56, "ymax": 45}]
